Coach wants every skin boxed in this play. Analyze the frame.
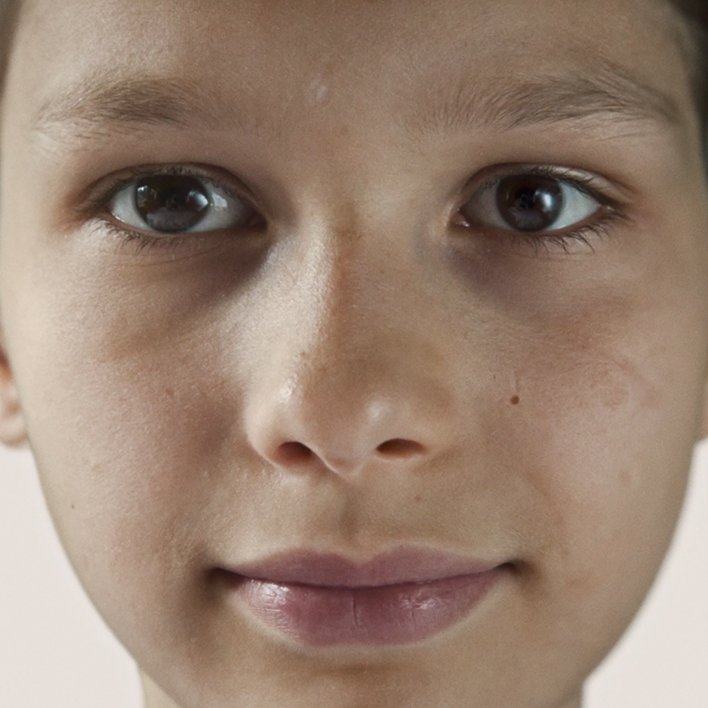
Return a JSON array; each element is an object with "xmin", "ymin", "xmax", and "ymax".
[{"xmin": 0, "ymin": 0, "xmax": 707, "ymax": 706}]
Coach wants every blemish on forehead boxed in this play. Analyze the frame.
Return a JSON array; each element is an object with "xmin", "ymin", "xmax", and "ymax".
[
  {"xmin": 510, "ymin": 395, "xmax": 520, "ymax": 406},
  {"xmin": 308, "ymin": 77, "xmax": 329, "ymax": 105}
]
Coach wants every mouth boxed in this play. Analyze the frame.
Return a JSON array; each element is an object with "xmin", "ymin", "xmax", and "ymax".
[{"xmin": 215, "ymin": 548, "xmax": 510, "ymax": 646}]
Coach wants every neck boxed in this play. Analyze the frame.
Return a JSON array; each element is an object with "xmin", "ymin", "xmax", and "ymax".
[{"xmin": 142, "ymin": 674, "xmax": 180, "ymax": 708}]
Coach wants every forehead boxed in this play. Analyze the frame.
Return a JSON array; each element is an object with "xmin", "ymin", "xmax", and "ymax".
[{"xmin": 9, "ymin": 0, "xmax": 692, "ymax": 128}]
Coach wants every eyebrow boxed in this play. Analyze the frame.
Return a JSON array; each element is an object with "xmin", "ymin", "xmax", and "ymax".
[
  {"xmin": 33, "ymin": 73, "xmax": 273, "ymax": 141},
  {"xmin": 403, "ymin": 64, "xmax": 682, "ymax": 136},
  {"xmin": 32, "ymin": 64, "xmax": 682, "ymax": 144}
]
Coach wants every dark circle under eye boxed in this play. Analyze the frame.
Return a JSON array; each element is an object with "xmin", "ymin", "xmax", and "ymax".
[
  {"xmin": 496, "ymin": 175, "xmax": 564, "ymax": 232},
  {"xmin": 135, "ymin": 175, "xmax": 210, "ymax": 233}
]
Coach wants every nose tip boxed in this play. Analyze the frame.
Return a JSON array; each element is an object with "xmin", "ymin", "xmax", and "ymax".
[{"xmin": 245, "ymin": 374, "xmax": 447, "ymax": 479}]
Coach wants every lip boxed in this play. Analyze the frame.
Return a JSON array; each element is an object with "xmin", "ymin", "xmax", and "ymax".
[{"xmin": 218, "ymin": 548, "xmax": 507, "ymax": 646}]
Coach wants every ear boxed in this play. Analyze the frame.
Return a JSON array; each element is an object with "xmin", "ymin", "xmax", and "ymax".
[{"xmin": 0, "ymin": 339, "xmax": 27, "ymax": 447}]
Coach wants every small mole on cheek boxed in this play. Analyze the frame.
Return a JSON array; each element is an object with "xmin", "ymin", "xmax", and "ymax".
[{"xmin": 510, "ymin": 395, "xmax": 520, "ymax": 406}]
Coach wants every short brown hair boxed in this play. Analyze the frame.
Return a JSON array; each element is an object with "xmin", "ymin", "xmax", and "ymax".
[
  {"xmin": 670, "ymin": 0, "xmax": 708, "ymax": 147},
  {"xmin": 0, "ymin": 0, "xmax": 18, "ymax": 96}
]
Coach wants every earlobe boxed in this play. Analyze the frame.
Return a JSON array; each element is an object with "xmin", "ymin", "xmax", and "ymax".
[{"xmin": 0, "ymin": 346, "xmax": 27, "ymax": 447}]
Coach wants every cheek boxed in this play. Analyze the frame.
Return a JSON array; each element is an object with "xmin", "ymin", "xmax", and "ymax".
[
  {"xmin": 3, "ymin": 263, "xmax": 241, "ymax": 629},
  {"xmin": 483, "ymin": 293, "xmax": 704, "ymax": 637},
  {"xmin": 17, "ymin": 336, "xmax": 249, "ymax": 666}
]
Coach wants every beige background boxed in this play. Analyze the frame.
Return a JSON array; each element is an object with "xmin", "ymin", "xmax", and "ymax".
[{"xmin": 1, "ymin": 441, "xmax": 706, "ymax": 707}]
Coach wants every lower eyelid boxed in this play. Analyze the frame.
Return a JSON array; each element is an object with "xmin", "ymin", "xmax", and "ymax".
[
  {"xmin": 91, "ymin": 219, "xmax": 208, "ymax": 258},
  {"xmin": 449, "ymin": 202, "xmax": 626, "ymax": 260},
  {"xmin": 505, "ymin": 210, "xmax": 623, "ymax": 255}
]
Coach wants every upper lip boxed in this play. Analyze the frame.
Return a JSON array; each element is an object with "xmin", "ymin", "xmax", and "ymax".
[{"xmin": 226, "ymin": 547, "xmax": 504, "ymax": 588}]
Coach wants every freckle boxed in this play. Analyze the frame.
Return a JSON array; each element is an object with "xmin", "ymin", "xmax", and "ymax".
[
  {"xmin": 510, "ymin": 395, "xmax": 520, "ymax": 405},
  {"xmin": 165, "ymin": 387, "xmax": 175, "ymax": 398},
  {"xmin": 71, "ymin": 503, "xmax": 76, "ymax": 510}
]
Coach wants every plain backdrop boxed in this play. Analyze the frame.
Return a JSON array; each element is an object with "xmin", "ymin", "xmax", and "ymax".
[{"xmin": 1, "ymin": 440, "xmax": 707, "ymax": 708}]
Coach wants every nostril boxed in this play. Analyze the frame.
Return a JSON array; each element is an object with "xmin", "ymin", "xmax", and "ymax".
[
  {"xmin": 277, "ymin": 441, "xmax": 313, "ymax": 465},
  {"xmin": 273, "ymin": 439, "xmax": 425, "ymax": 470},
  {"xmin": 376, "ymin": 438, "xmax": 425, "ymax": 457}
]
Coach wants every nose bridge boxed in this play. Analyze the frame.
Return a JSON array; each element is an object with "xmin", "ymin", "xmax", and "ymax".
[{"xmin": 243, "ymin": 220, "xmax": 456, "ymax": 478}]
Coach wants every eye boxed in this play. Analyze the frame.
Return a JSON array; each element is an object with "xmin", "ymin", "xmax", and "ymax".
[
  {"xmin": 108, "ymin": 173, "xmax": 258, "ymax": 234},
  {"xmin": 459, "ymin": 172, "xmax": 602, "ymax": 234}
]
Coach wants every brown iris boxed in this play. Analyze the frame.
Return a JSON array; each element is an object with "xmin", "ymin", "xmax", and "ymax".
[
  {"xmin": 495, "ymin": 175, "xmax": 564, "ymax": 232},
  {"xmin": 135, "ymin": 175, "xmax": 210, "ymax": 233}
]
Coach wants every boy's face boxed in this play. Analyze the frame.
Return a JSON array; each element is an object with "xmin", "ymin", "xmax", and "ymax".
[{"xmin": 1, "ymin": 0, "xmax": 707, "ymax": 707}]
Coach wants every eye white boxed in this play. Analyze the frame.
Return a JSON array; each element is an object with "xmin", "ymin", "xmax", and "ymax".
[
  {"xmin": 467, "ymin": 179, "xmax": 601, "ymax": 232},
  {"xmin": 109, "ymin": 178, "xmax": 254, "ymax": 233}
]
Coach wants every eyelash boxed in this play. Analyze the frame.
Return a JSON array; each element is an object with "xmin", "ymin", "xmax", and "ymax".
[
  {"xmin": 87, "ymin": 164, "xmax": 626, "ymax": 256},
  {"xmin": 87, "ymin": 165, "xmax": 249, "ymax": 255},
  {"xmin": 101, "ymin": 220, "xmax": 208, "ymax": 256},
  {"xmin": 456, "ymin": 164, "xmax": 626, "ymax": 254}
]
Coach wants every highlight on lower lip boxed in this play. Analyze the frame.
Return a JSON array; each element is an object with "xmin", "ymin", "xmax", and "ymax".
[{"xmin": 238, "ymin": 571, "xmax": 498, "ymax": 646}]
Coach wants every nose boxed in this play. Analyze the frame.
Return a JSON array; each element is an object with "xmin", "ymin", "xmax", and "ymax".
[{"xmin": 241, "ymin": 235, "xmax": 457, "ymax": 480}]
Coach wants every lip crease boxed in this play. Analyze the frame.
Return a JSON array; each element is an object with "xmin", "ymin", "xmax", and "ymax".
[
  {"xmin": 218, "ymin": 548, "xmax": 508, "ymax": 646},
  {"xmin": 226, "ymin": 547, "xmax": 502, "ymax": 586}
]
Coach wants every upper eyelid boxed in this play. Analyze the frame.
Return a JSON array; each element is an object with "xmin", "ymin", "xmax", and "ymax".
[
  {"xmin": 466, "ymin": 165, "xmax": 621, "ymax": 208},
  {"xmin": 79, "ymin": 164, "xmax": 255, "ymax": 216},
  {"xmin": 78, "ymin": 162, "xmax": 626, "ymax": 227}
]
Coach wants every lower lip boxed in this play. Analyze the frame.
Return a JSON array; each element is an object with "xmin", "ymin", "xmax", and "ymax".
[{"xmin": 229, "ymin": 570, "xmax": 500, "ymax": 646}]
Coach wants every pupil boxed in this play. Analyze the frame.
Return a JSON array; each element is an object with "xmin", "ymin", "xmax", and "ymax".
[
  {"xmin": 135, "ymin": 175, "xmax": 210, "ymax": 233},
  {"xmin": 496, "ymin": 175, "xmax": 563, "ymax": 232}
]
